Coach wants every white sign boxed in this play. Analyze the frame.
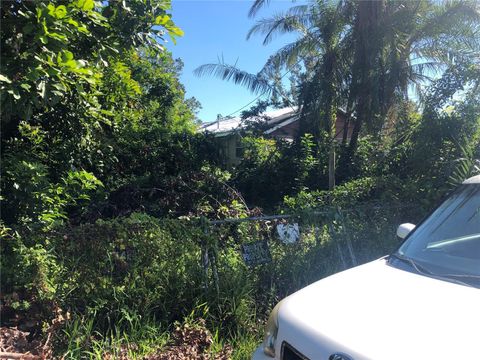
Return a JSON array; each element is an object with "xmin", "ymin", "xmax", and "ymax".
[{"xmin": 277, "ymin": 223, "xmax": 300, "ymax": 244}]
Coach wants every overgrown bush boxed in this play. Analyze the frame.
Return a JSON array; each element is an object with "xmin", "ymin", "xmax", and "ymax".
[
  {"xmin": 233, "ymin": 134, "xmax": 319, "ymax": 209},
  {"xmin": 2, "ymin": 197, "xmax": 433, "ymax": 357}
]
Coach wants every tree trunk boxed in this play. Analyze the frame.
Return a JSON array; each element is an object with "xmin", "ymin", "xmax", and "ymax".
[
  {"xmin": 341, "ymin": 115, "xmax": 350, "ymax": 145},
  {"xmin": 328, "ymin": 146, "xmax": 336, "ymax": 190},
  {"xmin": 342, "ymin": 95, "xmax": 355, "ymax": 146},
  {"xmin": 347, "ymin": 0, "xmax": 386, "ymax": 155},
  {"xmin": 348, "ymin": 114, "xmax": 362, "ymax": 154}
]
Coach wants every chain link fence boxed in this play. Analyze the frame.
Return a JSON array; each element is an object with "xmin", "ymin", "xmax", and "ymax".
[
  {"xmin": 28, "ymin": 202, "xmax": 428, "ymax": 331},
  {"xmin": 200, "ymin": 202, "xmax": 427, "ymax": 308}
]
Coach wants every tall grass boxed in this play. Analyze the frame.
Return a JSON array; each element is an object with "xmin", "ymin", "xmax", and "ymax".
[
  {"xmin": 10, "ymin": 205, "xmax": 425, "ymax": 358},
  {"xmin": 59, "ymin": 312, "xmax": 169, "ymax": 359}
]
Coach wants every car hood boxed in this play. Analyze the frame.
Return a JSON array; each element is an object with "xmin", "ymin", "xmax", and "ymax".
[{"xmin": 277, "ymin": 258, "xmax": 480, "ymax": 360}]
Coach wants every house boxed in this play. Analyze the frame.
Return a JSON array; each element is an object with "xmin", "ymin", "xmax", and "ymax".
[{"xmin": 200, "ymin": 107, "xmax": 352, "ymax": 167}]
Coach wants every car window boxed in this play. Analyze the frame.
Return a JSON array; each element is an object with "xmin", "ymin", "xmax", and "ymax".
[{"xmin": 397, "ymin": 184, "xmax": 480, "ymax": 282}]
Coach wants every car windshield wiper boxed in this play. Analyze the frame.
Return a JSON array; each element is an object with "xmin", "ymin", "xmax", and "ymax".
[
  {"xmin": 388, "ymin": 253, "xmax": 476, "ymax": 288},
  {"xmin": 389, "ymin": 253, "xmax": 432, "ymax": 275}
]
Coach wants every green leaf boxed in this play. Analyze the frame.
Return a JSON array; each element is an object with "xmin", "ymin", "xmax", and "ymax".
[
  {"xmin": 64, "ymin": 60, "xmax": 79, "ymax": 69},
  {"xmin": 20, "ymin": 83, "xmax": 32, "ymax": 91},
  {"xmin": 7, "ymin": 89, "xmax": 21, "ymax": 100},
  {"xmin": 77, "ymin": 25, "xmax": 90, "ymax": 34},
  {"xmin": 57, "ymin": 50, "xmax": 74, "ymax": 65},
  {"xmin": 36, "ymin": 7, "xmax": 42, "ymax": 21},
  {"xmin": 67, "ymin": 18, "xmax": 79, "ymax": 27},
  {"xmin": 47, "ymin": 4, "xmax": 56, "ymax": 17},
  {"xmin": 77, "ymin": 0, "xmax": 94, "ymax": 11},
  {"xmin": 54, "ymin": 5, "xmax": 67, "ymax": 19},
  {"xmin": 155, "ymin": 14, "xmax": 170, "ymax": 25},
  {"xmin": 45, "ymin": 67, "xmax": 59, "ymax": 77},
  {"xmin": 51, "ymin": 90, "xmax": 63, "ymax": 97},
  {"xmin": 0, "ymin": 74, "xmax": 12, "ymax": 84},
  {"xmin": 52, "ymin": 82, "xmax": 67, "ymax": 92},
  {"xmin": 48, "ymin": 32, "xmax": 67, "ymax": 41},
  {"xmin": 169, "ymin": 26, "xmax": 184, "ymax": 37}
]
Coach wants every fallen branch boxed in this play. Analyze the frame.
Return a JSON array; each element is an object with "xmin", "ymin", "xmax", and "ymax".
[{"xmin": 0, "ymin": 352, "xmax": 40, "ymax": 360}]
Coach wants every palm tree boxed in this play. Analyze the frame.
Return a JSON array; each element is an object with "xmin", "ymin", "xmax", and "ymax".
[
  {"xmin": 195, "ymin": 0, "xmax": 480, "ymax": 187},
  {"xmin": 293, "ymin": 2, "xmax": 351, "ymax": 189},
  {"xmin": 346, "ymin": 0, "xmax": 480, "ymax": 153},
  {"xmin": 196, "ymin": 2, "xmax": 352, "ymax": 189},
  {"xmin": 193, "ymin": 4, "xmax": 321, "ymax": 104}
]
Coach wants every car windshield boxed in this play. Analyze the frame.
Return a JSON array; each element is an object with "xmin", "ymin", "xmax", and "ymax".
[{"xmin": 394, "ymin": 183, "xmax": 480, "ymax": 287}]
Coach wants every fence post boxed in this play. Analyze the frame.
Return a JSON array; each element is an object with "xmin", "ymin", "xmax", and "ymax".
[
  {"xmin": 329, "ymin": 223, "xmax": 347, "ymax": 269},
  {"xmin": 201, "ymin": 241, "xmax": 209, "ymax": 292},
  {"xmin": 211, "ymin": 249, "xmax": 220, "ymax": 298},
  {"xmin": 202, "ymin": 225, "xmax": 220, "ymax": 297},
  {"xmin": 337, "ymin": 209, "xmax": 358, "ymax": 266},
  {"xmin": 200, "ymin": 218, "xmax": 211, "ymax": 294}
]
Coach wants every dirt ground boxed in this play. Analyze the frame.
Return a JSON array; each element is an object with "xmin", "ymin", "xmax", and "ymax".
[
  {"xmin": 0, "ymin": 320, "xmax": 233, "ymax": 360},
  {"xmin": 0, "ymin": 326, "xmax": 50, "ymax": 359}
]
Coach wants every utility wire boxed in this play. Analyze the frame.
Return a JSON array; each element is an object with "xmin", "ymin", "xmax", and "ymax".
[
  {"xmin": 220, "ymin": 66, "xmax": 297, "ymax": 119},
  {"xmin": 213, "ymin": 15, "xmax": 342, "ymax": 120}
]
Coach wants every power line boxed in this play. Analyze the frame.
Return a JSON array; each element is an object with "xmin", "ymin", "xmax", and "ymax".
[
  {"xmin": 223, "ymin": 91, "xmax": 269, "ymax": 118},
  {"xmin": 214, "ymin": 21, "xmax": 324, "ymax": 119},
  {"xmin": 220, "ymin": 66, "xmax": 296, "ymax": 119}
]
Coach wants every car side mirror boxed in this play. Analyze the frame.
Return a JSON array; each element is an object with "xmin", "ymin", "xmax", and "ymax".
[{"xmin": 397, "ymin": 223, "xmax": 415, "ymax": 239}]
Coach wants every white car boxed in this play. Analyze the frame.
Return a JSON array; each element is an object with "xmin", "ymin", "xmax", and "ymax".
[{"xmin": 253, "ymin": 175, "xmax": 480, "ymax": 360}]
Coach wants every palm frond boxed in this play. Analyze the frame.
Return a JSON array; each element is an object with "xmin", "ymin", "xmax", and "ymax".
[
  {"xmin": 409, "ymin": 1, "xmax": 480, "ymax": 48},
  {"xmin": 448, "ymin": 141, "xmax": 480, "ymax": 186},
  {"xmin": 409, "ymin": 60, "xmax": 443, "ymax": 78},
  {"xmin": 285, "ymin": 5, "xmax": 310, "ymax": 17},
  {"xmin": 248, "ymin": 0, "xmax": 270, "ymax": 18},
  {"xmin": 193, "ymin": 63, "xmax": 272, "ymax": 95},
  {"xmin": 258, "ymin": 37, "xmax": 319, "ymax": 78},
  {"xmin": 412, "ymin": 43, "xmax": 473, "ymax": 67},
  {"xmin": 247, "ymin": 12, "xmax": 312, "ymax": 45},
  {"xmin": 408, "ymin": 81, "xmax": 427, "ymax": 104}
]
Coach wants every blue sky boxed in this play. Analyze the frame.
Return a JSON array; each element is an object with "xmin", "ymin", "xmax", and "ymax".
[{"xmin": 166, "ymin": 0, "xmax": 303, "ymax": 122}]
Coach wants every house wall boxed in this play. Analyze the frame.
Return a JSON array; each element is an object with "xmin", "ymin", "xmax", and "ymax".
[
  {"xmin": 268, "ymin": 111, "xmax": 353, "ymax": 141},
  {"xmin": 269, "ymin": 120, "xmax": 299, "ymax": 140},
  {"xmin": 334, "ymin": 112, "xmax": 354, "ymax": 140},
  {"xmin": 215, "ymin": 111, "xmax": 355, "ymax": 168},
  {"xmin": 215, "ymin": 134, "xmax": 242, "ymax": 168}
]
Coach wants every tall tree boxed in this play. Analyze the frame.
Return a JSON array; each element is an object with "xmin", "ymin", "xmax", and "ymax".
[
  {"xmin": 294, "ymin": 3, "xmax": 351, "ymax": 189},
  {"xmin": 196, "ymin": 2, "xmax": 352, "ymax": 188},
  {"xmin": 346, "ymin": 0, "xmax": 480, "ymax": 154},
  {"xmin": 0, "ymin": 0, "xmax": 196, "ymax": 227},
  {"xmin": 196, "ymin": 0, "xmax": 480, "ymax": 188}
]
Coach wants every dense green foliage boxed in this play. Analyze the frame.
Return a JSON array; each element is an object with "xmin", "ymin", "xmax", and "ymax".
[
  {"xmin": 1, "ymin": 0, "xmax": 236, "ymax": 229},
  {"xmin": 2, "ymin": 204, "xmax": 422, "ymax": 358},
  {"xmin": 1, "ymin": 0, "xmax": 479, "ymax": 358},
  {"xmin": 197, "ymin": 0, "xmax": 480, "ymax": 189},
  {"xmin": 1, "ymin": 1, "xmax": 246, "ymax": 355}
]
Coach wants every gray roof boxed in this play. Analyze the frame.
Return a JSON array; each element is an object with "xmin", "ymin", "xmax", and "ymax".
[{"xmin": 200, "ymin": 107, "xmax": 299, "ymax": 137}]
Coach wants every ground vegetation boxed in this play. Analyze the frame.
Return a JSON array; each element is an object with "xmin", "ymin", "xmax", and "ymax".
[{"xmin": 1, "ymin": 0, "xmax": 479, "ymax": 358}]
